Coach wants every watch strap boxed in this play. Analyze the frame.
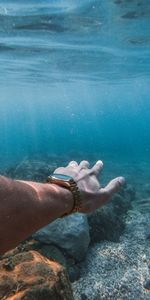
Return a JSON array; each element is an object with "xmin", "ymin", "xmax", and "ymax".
[{"xmin": 47, "ymin": 174, "xmax": 82, "ymax": 215}]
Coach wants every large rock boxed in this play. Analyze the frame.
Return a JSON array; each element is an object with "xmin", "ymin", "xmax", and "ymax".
[
  {"xmin": 88, "ymin": 187, "xmax": 133, "ymax": 244},
  {"xmin": 0, "ymin": 250, "xmax": 74, "ymax": 300},
  {"xmin": 4, "ymin": 155, "xmax": 71, "ymax": 182},
  {"xmin": 33, "ymin": 213, "xmax": 90, "ymax": 262},
  {"xmin": 5, "ymin": 158, "xmax": 57, "ymax": 182}
]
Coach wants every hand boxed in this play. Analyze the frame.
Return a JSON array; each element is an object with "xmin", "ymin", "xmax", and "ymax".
[{"xmin": 54, "ymin": 160, "xmax": 125, "ymax": 213}]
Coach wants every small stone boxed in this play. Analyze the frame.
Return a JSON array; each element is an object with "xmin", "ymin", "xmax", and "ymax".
[
  {"xmin": 143, "ymin": 279, "xmax": 150, "ymax": 290},
  {"xmin": 81, "ymin": 294, "xmax": 88, "ymax": 300}
]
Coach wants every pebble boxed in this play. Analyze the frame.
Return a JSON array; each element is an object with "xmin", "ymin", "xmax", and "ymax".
[{"xmin": 143, "ymin": 279, "xmax": 150, "ymax": 290}]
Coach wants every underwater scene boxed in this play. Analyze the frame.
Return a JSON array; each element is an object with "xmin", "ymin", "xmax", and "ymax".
[{"xmin": 0, "ymin": 0, "xmax": 150, "ymax": 299}]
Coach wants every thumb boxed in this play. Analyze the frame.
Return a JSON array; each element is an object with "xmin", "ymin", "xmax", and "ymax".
[{"xmin": 99, "ymin": 177, "xmax": 125, "ymax": 204}]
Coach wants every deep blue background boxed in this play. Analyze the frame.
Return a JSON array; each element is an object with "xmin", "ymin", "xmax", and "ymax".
[{"xmin": 0, "ymin": 0, "xmax": 150, "ymax": 167}]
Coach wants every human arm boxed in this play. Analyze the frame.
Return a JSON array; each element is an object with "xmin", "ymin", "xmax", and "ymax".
[
  {"xmin": 0, "ymin": 160, "xmax": 125, "ymax": 255},
  {"xmin": 0, "ymin": 176, "xmax": 73, "ymax": 255}
]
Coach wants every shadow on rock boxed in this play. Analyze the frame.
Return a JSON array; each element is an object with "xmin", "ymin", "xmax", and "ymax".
[{"xmin": 88, "ymin": 185, "xmax": 134, "ymax": 244}]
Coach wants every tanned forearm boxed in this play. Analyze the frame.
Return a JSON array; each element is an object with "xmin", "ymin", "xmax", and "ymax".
[{"xmin": 0, "ymin": 176, "xmax": 73, "ymax": 255}]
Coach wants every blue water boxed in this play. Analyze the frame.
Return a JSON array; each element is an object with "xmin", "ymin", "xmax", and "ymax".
[{"xmin": 0, "ymin": 0, "xmax": 150, "ymax": 168}]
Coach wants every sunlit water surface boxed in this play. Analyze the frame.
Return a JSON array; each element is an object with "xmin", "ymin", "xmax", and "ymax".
[{"xmin": 0, "ymin": 0, "xmax": 150, "ymax": 174}]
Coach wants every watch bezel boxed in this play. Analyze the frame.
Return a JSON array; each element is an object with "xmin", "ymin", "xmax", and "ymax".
[{"xmin": 47, "ymin": 174, "xmax": 74, "ymax": 183}]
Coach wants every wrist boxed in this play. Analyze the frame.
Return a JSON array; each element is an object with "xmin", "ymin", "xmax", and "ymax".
[
  {"xmin": 44, "ymin": 183, "xmax": 74, "ymax": 216},
  {"xmin": 17, "ymin": 180, "xmax": 74, "ymax": 218},
  {"xmin": 47, "ymin": 174, "xmax": 82, "ymax": 214}
]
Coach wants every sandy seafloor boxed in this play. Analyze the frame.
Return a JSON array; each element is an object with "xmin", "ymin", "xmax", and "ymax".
[{"xmin": 71, "ymin": 159, "xmax": 150, "ymax": 300}]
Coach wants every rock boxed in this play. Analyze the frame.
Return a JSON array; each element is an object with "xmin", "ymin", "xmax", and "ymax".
[
  {"xmin": 68, "ymin": 265, "xmax": 81, "ymax": 283},
  {"xmin": 5, "ymin": 155, "xmax": 73, "ymax": 182},
  {"xmin": 0, "ymin": 250, "xmax": 74, "ymax": 300},
  {"xmin": 88, "ymin": 190, "xmax": 131, "ymax": 244},
  {"xmin": 125, "ymin": 184, "xmax": 136, "ymax": 200},
  {"xmin": 39, "ymin": 244, "xmax": 67, "ymax": 267},
  {"xmin": 39, "ymin": 245, "xmax": 81, "ymax": 283},
  {"xmin": 143, "ymin": 279, "xmax": 150, "ymax": 290},
  {"xmin": 33, "ymin": 213, "xmax": 90, "ymax": 262},
  {"xmin": 5, "ymin": 158, "xmax": 57, "ymax": 182}
]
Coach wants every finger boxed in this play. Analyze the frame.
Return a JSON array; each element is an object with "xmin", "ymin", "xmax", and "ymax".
[
  {"xmin": 79, "ymin": 160, "xmax": 90, "ymax": 170},
  {"xmin": 100, "ymin": 176, "xmax": 125, "ymax": 202},
  {"xmin": 91, "ymin": 160, "xmax": 103, "ymax": 176},
  {"xmin": 67, "ymin": 161, "xmax": 78, "ymax": 167}
]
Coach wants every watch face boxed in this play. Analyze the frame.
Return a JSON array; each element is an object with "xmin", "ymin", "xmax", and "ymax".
[{"xmin": 52, "ymin": 174, "xmax": 73, "ymax": 181}]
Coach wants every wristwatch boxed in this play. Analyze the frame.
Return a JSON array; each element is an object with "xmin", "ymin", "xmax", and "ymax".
[{"xmin": 47, "ymin": 173, "xmax": 82, "ymax": 214}]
